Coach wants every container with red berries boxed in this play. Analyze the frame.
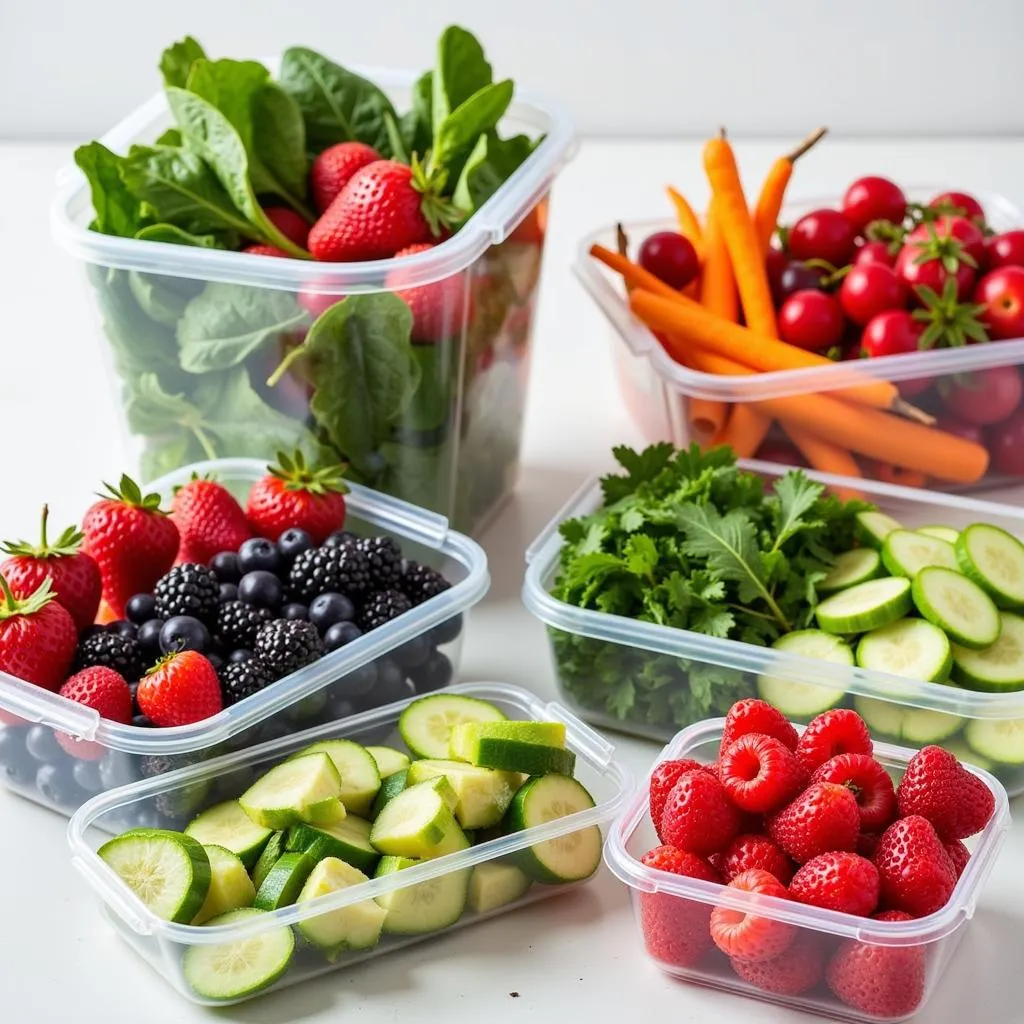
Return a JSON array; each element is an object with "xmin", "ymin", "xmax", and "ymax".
[{"xmin": 605, "ymin": 710, "xmax": 1010, "ymax": 1022}]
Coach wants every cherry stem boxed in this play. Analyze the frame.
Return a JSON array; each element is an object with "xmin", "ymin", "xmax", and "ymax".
[
  {"xmin": 893, "ymin": 398, "xmax": 936, "ymax": 427},
  {"xmin": 785, "ymin": 126, "xmax": 828, "ymax": 164}
]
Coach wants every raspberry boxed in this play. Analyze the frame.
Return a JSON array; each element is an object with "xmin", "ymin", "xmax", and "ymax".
[
  {"xmin": 874, "ymin": 815, "xmax": 956, "ymax": 916},
  {"xmin": 896, "ymin": 744, "xmax": 996, "ymax": 840},
  {"xmin": 811, "ymin": 752, "xmax": 898, "ymax": 833},
  {"xmin": 789, "ymin": 851, "xmax": 880, "ymax": 916},
  {"xmin": 649, "ymin": 758, "xmax": 712, "ymax": 840},
  {"xmin": 718, "ymin": 733, "xmax": 805, "ymax": 813},
  {"xmin": 660, "ymin": 770, "xmax": 741, "ymax": 857},
  {"xmin": 718, "ymin": 833, "xmax": 795, "ymax": 886},
  {"xmin": 730, "ymin": 932, "xmax": 825, "ymax": 995},
  {"xmin": 710, "ymin": 868, "xmax": 795, "ymax": 962},
  {"xmin": 720, "ymin": 699, "xmax": 799, "ymax": 755},
  {"xmin": 795, "ymin": 709, "xmax": 873, "ymax": 774},
  {"xmin": 767, "ymin": 782, "xmax": 860, "ymax": 864},
  {"xmin": 944, "ymin": 839, "xmax": 970, "ymax": 879}
]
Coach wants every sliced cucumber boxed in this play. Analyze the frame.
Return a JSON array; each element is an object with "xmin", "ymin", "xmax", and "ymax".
[
  {"xmin": 956, "ymin": 523, "xmax": 1024, "ymax": 610},
  {"xmin": 370, "ymin": 769, "xmax": 409, "ymax": 819},
  {"xmin": 98, "ymin": 829, "xmax": 211, "ymax": 924},
  {"xmin": 369, "ymin": 780, "xmax": 469, "ymax": 860},
  {"xmin": 182, "ymin": 908, "xmax": 294, "ymax": 1002},
  {"xmin": 964, "ymin": 717, "xmax": 1024, "ymax": 765},
  {"xmin": 919, "ymin": 526, "xmax": 960, "ymax": 545},
  {"xmin": 882, "ymin": 529, "xmax": 958, "ymax": 579},
  {"xmin": 912, "ymin": 566, "xmax": 1001, "ymax": 650},
  {"xmin": 287, "ymin": 740, "xmax": 380, "ymax": 816},
  {"xmin": 449, "ymin": 722, "xmax": 576, "ymax": 776},
  {"xmin": 819, "ymin": 549, "xmax": 883, "ymax": 594},
  {"xmin": 286, "ymin": 815, "xmax": 380, "ymax": 875},
  {"xmin": 253, "ymin": 852, "xmax": 314, "ymax": 911},
  {"xmin": 185, "ymin": 801, "xmax": 272, "ymax": 870},
  {"xmin": 296, "ymin": 858, "xmax": 386, "ymax": 959},
  {"xmin": 406, "ymin": 759, "xmax": 522, "ymax": 830},
  {"xmin": 856, "ymin": 618, "xmax": 953, "ymax": 683},
  {"xmin": 193, "ymin": 845, "xmax": 256, "ymax": 925},
  {"xmin": 398, "ymin": 693, "xmax": 507, "ymax": 759},
  {"xmin": 374, "ymin": 856, "xmax": 470, "ymax": 935},
  {"xmin": 468, "ymin": 861, "xmax": 532, "ymax": 914},
  {"xmin": 856, "ymin": 511, "xmax": 902, "ymax": 550},
  {"xmin": 853, "ymin": 696, "xmax": 964, "ymax": 744},
  {"xmin": 815, "ymin": 576, "xmax": 912, "ymax": 634},
  {"xmin": 953, "ymin": 612, "xmax": 1024, "ymax": 692},
  {"xmin": 240, "ymin": 753, "xmax": 343, "ymax": 830},
  {"xmin": 503, "ymin": 775, "xmax": 602, "ymax": 884},
  {"xmin": 303, "ymin": 797, "xmax": 347, "ymax": 827},
  {"xmin": 758, "ymin": 630, "xmax": 852, "ymax": 719},
  {"xmin": 250, "ymin": 832, "xmax": 286, "ymax": 892},
  {"xmin": 366, "ymin": 746, "xmax": 411, "ymax": 779}
]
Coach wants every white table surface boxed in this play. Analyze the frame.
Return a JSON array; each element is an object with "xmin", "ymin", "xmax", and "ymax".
[{"xmin": 2, "ymin": 137, "xmax": 1024, "ymax": 1023}]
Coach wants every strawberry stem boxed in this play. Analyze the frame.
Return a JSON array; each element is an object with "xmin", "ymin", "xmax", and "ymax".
[{"xmin": 0, "ymin": 574, "xmax": 56, "ymax": 620}]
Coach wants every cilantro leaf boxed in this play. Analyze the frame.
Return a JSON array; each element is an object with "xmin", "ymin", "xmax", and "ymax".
[{"xmin": 768, "ymin": 472, "xmax": 825, "ymax": 550}]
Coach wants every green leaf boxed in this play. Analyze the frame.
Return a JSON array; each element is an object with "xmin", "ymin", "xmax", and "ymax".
[
  {"xmin": 601, "ymin": 443, "xmax": 676, "ymax": 503},
  {"xmin": 400, "ymin": 71, "xmax": 433, "ymax": 157},
  {"xmin": 154, "ymin": 128, "xmax": 183, "ymax": 148},
  {"xmin": 135, "ymin": 223, "xmax": 225, "ymax": 248},
  {"xmin": 129, "ymin": 272, "xmax": 197, "ymax": 327},
  {"xmin": 375, "ymin": 441, "xmax": 453, "ymax": 511},
  {"xmin": 769, "ymin": 472, "xmax": 825, "ymax": 550},
  {"xmin": 159, "ymin": 36, "xmax": 206, "ymax": 88},
  {"xmin": 253, "ymin": 83, "xmax": 309, "ymax": 202},
  {"xmin": 432, "ymin": 26, "xmax": 493, "ymax": 128},
  {"xmin": 74, "ymin": 142, "xmax": 146, "ymax": 238},
  {"xmin": 624, "ymin": 535, "xmax": 659, "ymax": 580},
  {"xmin": 433, "ymin": 79, "xmax": 514, "ymax": 168},
  {"xmin": 453, "ymin": 131, "xmax": 534, "ymax": 213},
  {"xmin": 383, "ymin": 111, "xmax": 409, "ymax": 165},
  {"xmin": 401, "ymin": 345, "xmax": 452, "ymax": 432}
]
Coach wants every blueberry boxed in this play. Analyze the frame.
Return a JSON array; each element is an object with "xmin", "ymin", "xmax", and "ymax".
[
  {"xmin": 229, "ymin": 648, "xmax": 253, "ymax": 664},
  {"xmin": 36, "ymin": 763, "xmax": 84, "ymax": 810},
  {"xmin": 218, "ymin": 582, "xmax": 239, "ymax": 603},
  {"xmin": 211, "ymin": 551, "xmax": 241, "ymax": 583},
  {"xmin": 72, "ymin": 759, "xmax": 104, "ymax": 794},
  {"xmin": 159, "ymin": 615, "xmax": 211, "ymax": 655},
  {"xmin": 136, "ymin": 618, "xmax": 165, "ymax": 657},
  {"xmin": 323, "ymin": 620, "xmax": 363, "ymax": 652},
  {"xmin": 281, "ymin": 603, "xmax": 309, "ymax": 621},
  {"xmin": 110, "ymin": 619, "xmax": 137, "ymax": 639},
  {"xmin": 309, "ymin": 592, "xmax": 355, "ymax": 633},
  {"xmin": 238, "ymin": 538, "xmax": 280, "ymax": 575},
  {"xmin": 409, "ymin": 650, "xmax": 453, "ymax": 693},
  {"xmin": 99, "ymin": 752, "xmax": 139, "ymax": 789},
  {"xmin": 393, "ymin": 633, "xmax": 432, "ymax": 669},
  {"xmin": 278, "ymin": 528, "xmax": 314, "ymax": 561},
  {"xmin": 330, "ymin": 659, "xmax": 378, "ymax": 699},
  {"xmin": 206, "ymin": 652, "xmax": 225, "ymax": 673},
  {"xmin": 324, "ymin": 530, "xmax": 358, "ymax": 549},
  {"xmin": 126, "ymin": 594, "xmax": 157, "ymax": 624},
  {"xmin": 431, "ymin": 613, "xmax": 464, "ymax": 646},
  {"xmin": 0, "ymin": 728, "xmax": 34, "ymax": 787},
  {"xmin": 357, "ymin": 661, "xmax": 413, "ymax": 710},
  {"xmin": 238, "ymin": 570, "xmax": 283, "ymax": 610},
  {"xmin": 132, "ymin": 715, "xmax": 154, "ymax": 728},
  {"xmin": 25, "ymin": 725, "xmax": 64, "ymax": 763}
]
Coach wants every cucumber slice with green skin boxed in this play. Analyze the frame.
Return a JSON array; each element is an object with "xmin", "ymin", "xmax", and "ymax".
[
  {"xmin": 819, "ymin": 549, "xmax": 884, "ymax": 594},
  {"xmin": 449, "ymin": 722, "xmax": 575, "ymax": 775},
  {"xmin": 503, "ymin": 774, "xmax": 602, "ymax": 884},
  {"xmin": 183, "ymin": 908, "xmax": 294, "ymax": 1002},
  {"xmin": 369, "ymin": 769, "xmax": 408, "ymax": 819},
  {"xmin": 287, "ymin": 740, "xmax": 380, "ymax": 816},
  {"xmin": 853, "ymin": 696, "xmax": 965, "ymax": 745},
  {"xmin": 297, "ymin": 858, "xmax": 386, "ymax": 959},
  {"xmin": 952, "ymin": 612, "xmax": 1024, "ymax": 692},
  {"xmin": 185, "ymin": 802, "xmax": 272, "ymax": 870},
  {"xmin": 252, "ymin": 852, "xmax": 314, "ymax": 911},
  {"xmin": 758, "ymin": 631, "xmax": 852, "ymax": 720},
  {"xmin": 99, "ymin": 829, "xmax": 211, "ymax": 924},
  {"xmin": 856, "ymin": 618, "xmax": 953, "ymax": 683},
  {"xmin": 815, "ymin": 576, "xmax": 913, "ymax": 634},
  {"xmin": 193, "ymin": 845, "xmax": 256, "ymax": 925},
  {"xmin": 406, "ymin": 759, "xmax": 522, "ymax": 829},
  {"xmin": 366, "ymin": 746, "xmax": 411, "ymax": 779},
  {"xmin": 919, "ymin": 526, "xmax": 960, "ymax": 545},
  {"xmin": 398, "ymin": 694, "xmax": 507, "ymax": 759},
  {"xmin": 286, "ymin": 816, "xmax": 380, "ymax": 875},
  {"xmin": 374, "ymin": 856, "xmax": 470, "ymax": 935},
  {"xmin": 956, "ymin": 523, "xmax": 1024, "ymax": 610},
  {"xmin": 303, "ymin": 797, "xmax": 347, "ymax": 827},
  {"xmin": 250, "ymin": 832, "xmax": 286, "ymax": 892},
  {"xmin": 240, "ymin": 753, "xmax": 343, "ymax": 830},
  {"xmin": 964, "ymin": 717, "xmax": 1024, "ymax": 765},
  {"xmin": 912, "ymin": 566, "xmax": 1001, "ymax": 650},
  {"xmin": 468, "ymin": 861, "xmax": 532, "ymax": 914},
  {"xmin": 882, "ymin": 529, "xmax": 958, "ymax": 579},
  {"xmin": 369, "ymin": 780, "xmax": 469, "ymax": 859},
  {"xmin": 856, "ymin": 511, "xmax": 902, "ymax": 550}
]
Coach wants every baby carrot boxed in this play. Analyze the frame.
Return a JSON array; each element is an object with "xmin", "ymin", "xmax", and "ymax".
[
  {"xmin": 782, "ymin": 425, "xmax": 865, "ymax": 501},
  {"xmin": 591, "ymin": 244, "xmax": 684, "ymax": 302},
  {"xmin": 666, "ymin": 186, "xmax": 704, "ymax": 251},
  {"xmin": 699, "ymin": 198, "xmax": 739, "ymax": 322},
  {"xmin": 752, "ymin": 127, "xmax": 827, "ymax": 255},
  {"xmin": 711, "ymin": 406, "xmax": 772, "ymax": 459}
]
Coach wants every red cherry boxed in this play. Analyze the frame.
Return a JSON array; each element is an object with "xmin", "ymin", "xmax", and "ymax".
[
  {"xmin": 854, "ymin": 241, "xmax": 897, "ymax": 268},
  {"xmin": 930, "ymin": 191, "xmax": 985, "ymax": 224},
  {"xmin": 986, "ymin": 230, "xmax": 1024, "ymax": 271},
  {"xmin": 943, "ymin": 366, "xmax": 1023, "ymax": 426},
  {"xmin": 839, "ymin": 264, "xmax": 908, "ymax": 326},
  {"xmin": 859, "ymin": 310, "xmax": 924, "ymax": 358},
  {"xmin": 637, "ymin": 231, "xmax": 699, "ymax": 290},
  {"xmin": 777, "ymin": 290, "xmax": 845, "ymax": 351},
  {"xmin": 974, "ymin": 266, "xmax": 1024, "ymax": 340},
  {"xmin": 841, "ymin": 176, "xmax": 907, "ymax": 233},
  {"xmin": 788, "ymin": 209, "xmax": 858, "ymax": 266}
]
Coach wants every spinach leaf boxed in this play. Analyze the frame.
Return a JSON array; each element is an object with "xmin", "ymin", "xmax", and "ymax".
[
  {"xmin": 433, "ymin": 80, "xmax": 513, "ymax": 168},
  {"xmin": 74, "ymin": 142, "xmax": 145, "ymax": 237},
  {"xmin": 453, "ymin": 131, "xmax": 534, "ymax": 213},
  {"xmin": 400, "ymin": 71, "xmax": 433, "ymax": 158},
  {"xmin": 401, "ymin": 344, "xmax": 452, "ymax": 433},
  {"xmin": 159, "ymin": 36, "xmax": 206, "ymax": 88},
  {"xmin": 177, "ymin": 283, "xmax": 308, "ymax": 372},
  {"xmin": 141, "ymin": 434, "xmax": 201, "ymax": 483},
  {"xmin": 135, "ymin": 223, "xmax": 226, "ymax": 247},
  {"xmin": 383, "ymin": 112, "xmax": 408, "ymax": 165},
  {"xmin": 253, "ymin": 83, "xmax": 310, "ymax": 204},
  {"xmin": 129, "ymin": 271, "xmax": 196, "ymax": 327},
  {"xmin": 154, "ymin": 128, "xmax": 183, "ymax": 147},
  {"xmin": 125, "ymin": 372, "xmax": 210, "ymax": 442},
  {"xmin": 432, "ymin": 26, "xmax": 492, "ymax": 128},
  {"xmin": 377, "ymin": 441, "xmax": 451, "ymax": 511}
]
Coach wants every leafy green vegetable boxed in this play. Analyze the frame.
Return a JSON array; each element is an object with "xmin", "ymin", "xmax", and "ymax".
[
  {"xmin": 400, "ymin": 71, "xmax": 433, "ymax": 157},
  {"xmin": 134, "ymin": 223, "xmax": 224, "ymax": 247},
  {"xmin": 453, "ymin": 132, "xmax": 534, "ymax": 213},
  {"xmin": 74, "ymin": 142, "xmax": 146, "ymax": 237},
  {"xmin": 159, "ymin": 36, "xmax": 206, "ymax": 88},
  {"xmin": 129, "ymin": 271, "xmax": 198, "ymax": 327},
  {"xmin": 432, "ymin": 25, "xmax": 493, "ymax": 128},
  {"xmin": 154, "ymin": 128, "xmax": 183, "ymax": 148},
  {"xmin": 432, "ymin": 80, "xmax": 513, "ymax": 169}
]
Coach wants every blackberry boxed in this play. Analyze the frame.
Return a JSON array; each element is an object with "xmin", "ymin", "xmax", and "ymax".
[
  {"xmin": 399, "ymin": 561, "xmax": 451, "ymax": 606},
  {"xmin": 254, "ymin": 620, "xmax": 325, "ymax": 680},
  {"xmin": 75, "ymin": 631, "xmax": 145, "ymax": 681},
  {"xmin": 153, "ymin": 563, "xmax": 219, "ymax": 624},
  {"xmin": 358, "ymin": 589, "xmax": 412, "ymax": 632},
  {"xmin": 219, "ymin": 658, "xmax": 274, "ymax": 705},
  {"xmin": 215, "ymin": 600, "xmax": 273, "ymax": 649},
  {"xmin": 358, "ymin": 536, "xmax": 403, "ymax": 591},
  {"xmin": 288, "ymin": 545, "xmax": 370, "ymax": 602}
]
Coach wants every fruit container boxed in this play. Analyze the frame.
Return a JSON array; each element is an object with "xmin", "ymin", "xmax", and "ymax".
[
  {"xmin": 67, "ymin": 681, "xmax": 631, "ymax": 1005},
  {"xmin": 0, "ymin": 458, "xmax": 488, "ymax": 817},
  {"xmin": 523, "ymin": 463, "xmax": 1024, "ymax": 794},
  {"xmin": 51, "ymin": 64, "xmax": 575, "ymax": 537},
  {"xmin": 605, "ymin": 717, "xmax": 1010, "ymax": 1023},
  {"xmin": 575, "ymin": 188, "xmax": 1024, "ymax": 496}
]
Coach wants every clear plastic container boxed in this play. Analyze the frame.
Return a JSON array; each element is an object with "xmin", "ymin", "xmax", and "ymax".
[
  {"xmin": 67, "ymin": 681, "xmax": 631, "ymax": 1005},
  {"xmin": 51, "ymin": 63, "xmax": 576, "ymax": 536},
  {"xmin": 605, "ymin": 717, "xmax": 1010, "ymax": 1023},
  {"xmin": 523, "ymin": 462, "xmax": 1024, "ymax": 795},
  {"xmin": 575, "ymin": 188, "xmax": 1024, "ymax": 495},
  {"xmin": 0, "ymin": 458, "xmax": 488, "ymax": 817}
]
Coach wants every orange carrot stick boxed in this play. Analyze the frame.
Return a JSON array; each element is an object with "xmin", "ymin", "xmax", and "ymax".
[
  {"xmin": 699, "ymin": 199, "xmax": 739, "ymax": 322},
  {"xmin": 782, "ymin": 425, "xmax": 865, "ymax": 501},
  {"xmin": 711, "ymin": 406, "xmax": 772, "ymax": 459},
  {"xmin": 666, "ymin": 186, "xmax": 704, "ymax": 249},
  {"xmin": 591, "ymin": 244, "xmax": 685, "ymax": 303}
]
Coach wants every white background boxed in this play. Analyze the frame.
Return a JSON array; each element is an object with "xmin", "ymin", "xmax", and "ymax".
[{"xmin": 3, "ymin": 0, "xmax": 1024, "ymax": 139}]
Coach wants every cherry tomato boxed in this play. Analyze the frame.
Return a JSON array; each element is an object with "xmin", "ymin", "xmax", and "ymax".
[
  {"xmin": 788, "ymin": 209, "xmax": 857, "ymax": 266},
  {"xmin": 777, "ymin": 290, "xmax": 845, "ymax": 351},
  {"xmin": 839, "ymin": 264, "xmax": 908, "ymax": 326},
  {"xmin": 859, "ymin": 310, "xmax": 924, "ymax": 358},
  {"xmin": 854, "ymin": 241, "xmax": 898, "ymax": 268},
  {"xmin": 638, "ymin": 231, "xmax": 699, "ymax": 289},
  {"xmin": 908, "ymin": 216, "xmax": 986, "ymax": 267},
  {"xmin": 986, "ymin": 230, "xmax": 1024, "ymax": 271},
  {"xmin": 841, "ymin": 176, "xmax": 907, "ymax": 233},
  {"xmin": 775, "ymin": 260, "xmax": 825, "ymax": 303},
  {"xmin": 896, "ymin": 237, "xmax": 976, "ymax": 301},
  {"xmin": 974, "ymin": 266, "xmax": 1024, "ymax": 340},
  {"xmin": 936, "ymin": 414, "xmax": 985, "ymax": 445},
  {"xmin": 987, "ymin": 408, "xmax": 1024, "ymax": 475},
  {"xmin": 943, "ymin": 366, "xmax": 1023, "ymax": 425},
  {"xmin": 929, "ymin": 191, "xmax": 985, "ymax": 224}
]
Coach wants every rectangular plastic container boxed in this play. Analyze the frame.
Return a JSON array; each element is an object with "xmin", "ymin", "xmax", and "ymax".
[
  {"xmin": 67, "ymin": 681, "xmax": 631, "ymax": 1005},
  {"xmin": 605, "ymin": 718, "xmax": 1009, "ymax": 1023},
  {"xmin": 51, "ymin": 62, "xmax": 576, "ymax": 537},
  {"xmin": 575, "ymin": 188, "xmax": 1024, "ymax": 496},
  {"xmin": 523, "ymin": 462, "xmax": 1024, "ymax": 794},
  {"xmin": 0, "ymin": 458, "xmax": 488, "ymax": 817}
]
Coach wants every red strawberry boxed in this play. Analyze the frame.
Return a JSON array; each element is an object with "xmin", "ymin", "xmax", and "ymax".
[
  {"xmin": 56, "ymin": 666, "xmax": 132, "ymax": 759},
  {"xmin": 1, "ymin": 505, "xmax": 101, "ymax": 630},
  {"xmin": 874, "ymin": 815, "xmax": 956, "ymax": 916},
  {"xmin": 310, "ymin": 142, "xmax": 381, "ymax": 214},
  {"xmin": 896, "ymin": 744, "xmax": 995, "ymax": 840},
  {"xmin": 170, "ymin": 476, "xmax": 252, "ymax": 566},
  {"xmin": 649, "ymin": 758, "xmax": 713, "ymax": 840},
  {"xmin": 136, "ymin": 651, "xmax": 222, "ymax": 727},
  {"xmin": 826, "ymin": 910, "xmax": 925, "ymax": 1018},
  {"xmin": 263, "ymin": 206, "xmax": 311, "ymax": 249},
  {"xmin": 811, "ymin": 752, "xmax": 898, "ymax": 833},
  {"xmin": 720, "ymin": 698, "xmax": 799, "ymax": 754},
  {"xmin": 795, "ymin": 709, "xmax": 872, "ymax": 775},
  {"xmin": 660, "ymin": 770, "xmax": 741, "ymax": 856},
  {"xmin": 789, "ymin": 851, "xmax": 880, "ymax": 916},
  {"xmin": 944, "ymin": 839, "xmax": 970, "ymax": 879},
  {"xmin": 0, "ymin": 576, "xmax": 77, "ymax": 691},
  {"xmin": 385, "ymin": 243, "xmax": 471, "ymax": 343},
  {"xmin": 719, "ymin": 733, "xmax": 805, "ymax": 814},
  {"xmin": 730, "ymin": 932, "xmax": 825, "ymax": 995},
  {"xmin": 243, "ymin": 244, "xmax": 290, "ymax": 257},
  {"xmin": 710, "ymin": 868, "xmax": 795, "ymax": 962},
  {"xmin": 718, "ymin": 833, "xmax": 796, "ymax": 886},
  {"xmin": 767, "ymin": 782, "xmax": 860, "ymax": 864},
  {"xmin": 297, "ymin": 281, "xmax": 342, "ymax": 319},
  {"xmin": 80, "ymin": 476, "xmax": 179, "ymax": 620},
  {"xmin": 245, "ymin": 450, "xmax": 347, "ymax": 544}
]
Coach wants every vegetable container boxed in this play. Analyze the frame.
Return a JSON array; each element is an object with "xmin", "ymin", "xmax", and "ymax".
[
  {"xmin": 575, "ymin": 188, "xmax": 1024, "ymax": 497},
  {"xmin": 67, "ymin": 682, "xmax": 631, "ymax": 1005},
  {"xmin": 51, "ymin": 64, "xmax": 576, "ymax": 537},
  {"xmin": 605, "ymin": 717, "xmax": 1010, "ymax": 1023},
  {"xmin": 523, "ymin": 463, "xmax": 1024, "ymax": 795},
  {"xmin": 0, "ymin": 458, "xmax": 488, "ymax": 817}
]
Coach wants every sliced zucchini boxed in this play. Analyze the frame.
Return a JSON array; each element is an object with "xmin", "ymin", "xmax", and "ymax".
[
  {"xmin": 468, "ymin": 861, "xmax": 532, "ymax": 914},
  {"xmin": 912, "ymin": 566, "xmax": 1001, "ymax": 650},
  {"xmin": 296, "ymin": 858, "xmax": 386, "ymax": 958},
  {"xmin": 286, "ymin": 815, "xmax": 380, "ymax": 875},
  {"xmin": 964, "ymin": 717, "xmax": 1024, "ymax": 765},
  {"xmin": 818, "ymin": 549, "xmax": 883, "ymax": 594},
  {"xmin": 240, "ymin": 753, "xmax": 343, "ymax": 830},
  {"xmin": 449, "ymin": 721, "xmax": 576, "ymax": 776},
  {"xmin": 406, "ymin": 759, "xmax": 522, "ymax": 830},
  {"xmin": 287, "ymin": 740, "xmax": 380, "ymax": 816},
  {"xmin": 919, "ymin": 526, "xmax": 960, "ymax": 545},
  {"xmin": 366, "ymin": 746, "xmax": 411, "ymax": 779},
  {"xmin": 882, "ymin": 529, "xmax": 958, "ymax": 579},
  {"xmin": 815, "ymin": 576, "xmax": 912, "ymax": 634},
  {"xmin": 758, "ymin": 630, "xmax": 852, "ymax": 719},
  {"xmin": 374, "ymin": 856, "xmax": 470, "ymax": 935},
  {"xmin": 952, "ymin": 612, "xmax": 1024, "ymax": 692},
  {"xmin": 956, "ymin": 523, "xmax": 1024, "ymax": 609},
  {"xmin": 398, "ymin": 693, "xmax": 507, "ymax": 759},
  {"xmin": 252, "ymin": 852, "xmax": 314, "ymax": 911},
  {"xmin": 369, "ymin": 780, "xmax": 469, "ymax": 860},
  {"xmin": 193, "ymin": 845, "xmax": 256, "ymax": 925},
  {"xmin": 853, "ymin": 696, "xmax": 964, "ymax": 745},
  {"xmin": 856, "ymin": 511, "xmax": 902, "ymax": 550},
  {"xmin": 250, "ymin": 832, "xmax": 286, "ymax": 892},
  {"xmin": 185, "ymin": 801, "xmax": 272, "ymax": 869},
  {"xmin": 856, "ymin": 618, "xmax": 953, "ymax": 683}
]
